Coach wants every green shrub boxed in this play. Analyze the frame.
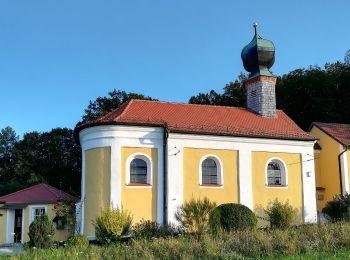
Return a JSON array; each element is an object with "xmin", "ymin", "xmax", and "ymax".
[
  {"xmin": 175, "ymin": 197, "xmax": 216, "ymax": 234},
  {"xmin": 28, "ymin": 214, "xmax": 55, "ymax": 248},
  {"xmin": 132, "ymin": 219, "xmax": 181, "ymax": 239},
  {"xmin": 210, "ymin": 203, "xmax": 257, "ymax": 231},
  {"xmin": 323, "ymin": 193, "xmax": 350, "ymax": 221},
  {"xmin": 66, "ymin": 234, "xmax": 89, "ymax": 249},
  {"xmin": 93, "ymin": 207, "xmax": 133, "ymax": 244},
  {"xmin": 265, "ymin": 199, "xmax": 295, "ymax": 229},
  {"xmin": 133, "ymin": 220, "xmax": 161, "ymax": 240}
]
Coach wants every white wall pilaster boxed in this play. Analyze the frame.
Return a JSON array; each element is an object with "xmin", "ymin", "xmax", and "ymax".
[
  {"xmin": 301, "ymin": 150, "xmax": 317, "ymax": 223},
  {"xmin": 238, "ymin": 149, "xmax": 253, "ymax": 209},
  {"xmin": 340, "ymin": 146, "xmax": 349, "ymax": 194}
]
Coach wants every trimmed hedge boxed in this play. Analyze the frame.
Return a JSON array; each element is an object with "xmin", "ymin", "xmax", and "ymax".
[{"xmin": 210, "ymin": 203, "xmax": 257, "ymax": 231}]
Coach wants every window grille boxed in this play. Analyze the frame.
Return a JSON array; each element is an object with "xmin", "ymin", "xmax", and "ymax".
[
  {"xmin": 202, "ymin": 158, "xmax": 218, "ymax": 184},
  {"xmin": 130, "ymin": 158, "xmax": 148, "ymax": 184},
  {"xmin": 34, "ymin": 208, "xmax": 46, "ymax": 220},
  {"xmin": 267, "ymin": 162, "xmax": 282, "ymax": 185}
]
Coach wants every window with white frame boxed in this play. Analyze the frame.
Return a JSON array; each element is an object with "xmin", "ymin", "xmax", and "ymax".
[
  {"xmin": 266, "ymin": 159, "xmax": 287, "ymax": 186},
  {"xmin": 30, "ymin": 206, "xmax": 47, "ymax": 224},
  {"xmin": 34, "ymin": 208, "xmax": 46, "ymax": 219},
  {"xmin": 200, "ymin": 156, "xmax": 223, "ymax": 186},
  {"xmin": 126, "ymin": 153, "xmax": 152, "ymax": 186}
]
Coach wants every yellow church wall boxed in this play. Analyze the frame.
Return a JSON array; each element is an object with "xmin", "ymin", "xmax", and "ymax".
[
  {"xmin": 84, "ymin": 147, "xmax": 111, "ymax": 238},
  {"xmin": 183, "ymin": 148, "xmax": 238, "ymax": 205},
  {"xmin": 121, "ymin": 147, "xmax": 158, "ymax": 224},
  {"xmin": 252, "ymin": 152, "xmax": 303, "ymax": 223},
  {"xmin": 0, "ymin": 208, "xmax": 7, "ymax": 244},
  {"xmin": 310, "ymin": 127, "xmax": 342, "ymax": 211}
]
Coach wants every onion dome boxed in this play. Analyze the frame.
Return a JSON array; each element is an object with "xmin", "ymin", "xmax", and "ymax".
[{"xmin": 241, "ymin": 22, "xmax": 275, "ymax": 79}]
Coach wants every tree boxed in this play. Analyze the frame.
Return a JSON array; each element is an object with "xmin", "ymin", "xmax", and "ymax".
[
  {"xmin": 189, "ymin": 80, "xmax": 246, "ymax": 107},
  {"xmin": 276, "ymin": 62, "xmax": 350, "ymax": 129},
  {"xmin": 345, "ymin": 49, "xmax": 350, "ymax": 66},
  {"xmin": 10, "ymin": 128, "xmax": 81, "ymax": 196},
  {"xmin": 81, "ymin": 89, "xmax": 156, "ymax": 123},
  {"xmin": 0, "ymin": 127, "xmax": 18, "ymax": 183}
]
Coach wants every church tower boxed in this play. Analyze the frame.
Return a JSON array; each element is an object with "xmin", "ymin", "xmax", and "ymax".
[{"xmin": 241, "ymin": 23, "xmax": 277, "ymax": 118}]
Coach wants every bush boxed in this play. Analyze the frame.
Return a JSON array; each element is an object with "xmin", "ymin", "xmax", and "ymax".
[
  {"xmin": 175, "ymin": 197, "xmax": 216, "ymax": 234},
  {"xmin": 66, "ymin": 234, "xmax": 89, "ymax": 249},
  {"xmin": 93, "ymin": 208, "xmax": 133, "ymax": 244},
  {"xmin": 132, "ymin": 219, "xmax": 181, "ymax": 239},
  {"xmin": 28, "ymin": 214, "xmax": 55, "ymax": 248},
  {"xmin": 132, "ymin": 220, "xmax": 161, "ymax": 240},
  {"xmin": 210, "ymin": 203, "xmax": 257, "ymax": 231},
  {"xmin": 265, "ymin": 199, "xmax": 295, "ymax": 229},
  {"xmin": 323, "ymin": 193, "xmax": 350, "ymax": 221}
]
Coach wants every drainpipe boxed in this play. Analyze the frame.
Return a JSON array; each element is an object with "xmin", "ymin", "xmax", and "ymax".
[
  {"xmin": 163, "ymin": 127, "xmax": 169, "ymax": 225},
  {"xmin": 338, "ymin": 145, "xmax": 349, "ymax": 195}
]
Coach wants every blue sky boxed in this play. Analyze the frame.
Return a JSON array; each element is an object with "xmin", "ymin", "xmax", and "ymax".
[{"xmin": 0, "ymin": 1, "xmax": 349, "ymax": 136}]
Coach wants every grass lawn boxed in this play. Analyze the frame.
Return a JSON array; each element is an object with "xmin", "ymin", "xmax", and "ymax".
[
  {"xmin": 4, "ymin": 223, "xmax": 350, "ymax": 259},
  {"xmin": 2, "ymin": 246, "xmax": 350, "ymax": 260}
]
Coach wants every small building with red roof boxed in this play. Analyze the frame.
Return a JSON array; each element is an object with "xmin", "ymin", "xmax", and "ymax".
[
  {"xmin": 0, "ymin": 183, "xmax": 78, "ymax": 244},
  {"xmin": 75, "ymin": 26, "xmax": 318, "ymax": 240},
  {"xmin": 310, "ymin": 122, "xmax": 350, "ymax": 212}
]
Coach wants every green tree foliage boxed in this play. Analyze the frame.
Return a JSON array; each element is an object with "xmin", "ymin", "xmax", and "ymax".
[
  {"xmin": 14, "ymin": 128, "xmax": 81, "ymax": 195},
  {"xmin": 0, "ymin": 127, "xmax": 81, "ymax": 197},
  {"xmin": 264, "ymin": 199, "xmax": 296, "ymax": 229},
  {"xmin": 28, "ymin": 214, "xmax": 55, "ymax": 248},
  {"xmin": 0, "ymin": 127, "xmax": 22, "ymax": 195},
  {"xmin": 81, "ymin": 89, "xmax": 156, "ymax": 124},
  {"xmin": 276, "ymin": 62, "xmax": 350, "ymax": 129},
  {"xmin": 175, "ymin": 197, "xmax": 216, "ymax": 234},
  {"xmin": 0, "ymin": 127, "xmax": 18, "ymax": 182},
  {"xmin": 94, "ymin": 208, "xmax": 133, "ymax": 244},
  {"xmin": 189, "ymin": 80, "xmax": 246, "ymax": 107},
  {"xmin": 209, "ymin": 203, "xmax": 257, "ymax": 231}
]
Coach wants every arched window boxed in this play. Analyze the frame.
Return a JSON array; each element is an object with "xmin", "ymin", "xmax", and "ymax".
[
  {"xmin": 130, "ymin": 158, "xmax": 147, "ymax": 184},
  {"xmin": 202, "ymin": 158, "xmax": 218, "ymax": 185},
  {"xmin": 266, "ymin": 159, "xmax": 287, "ymax": 186}
]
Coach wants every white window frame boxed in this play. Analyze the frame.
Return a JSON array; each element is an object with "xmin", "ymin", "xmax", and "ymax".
[
  {"xmin": 125, "ymin": 153, "xmax": 153, "ymax": 188},
  {"xmin": 29, "ymin": 205, "xmax": 48, "ymax": 224},
  {"xmin": 199, "ymin": 154, "xmax": 224, "ymax": 188},
  {"xmin": 265, "ymin": 157, "xmax": 288, "ymax": 188}
]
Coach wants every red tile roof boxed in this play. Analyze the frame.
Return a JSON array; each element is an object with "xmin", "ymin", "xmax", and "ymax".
[
  {"xmin": 0, "ymin": 183, "xmax": 78, "ymax": 204},
  {"xmin": 311, "ymin": 122, "xmax": 350, "ymax": 146},
  {"xmin": 76, "ymin": 99, "xmax": 314, "ymax": 141}
]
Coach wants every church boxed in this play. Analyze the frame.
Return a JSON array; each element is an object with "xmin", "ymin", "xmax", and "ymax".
[{"xmin": 75, "ymin": 26, "xmax": 317, "ymax": 239}]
